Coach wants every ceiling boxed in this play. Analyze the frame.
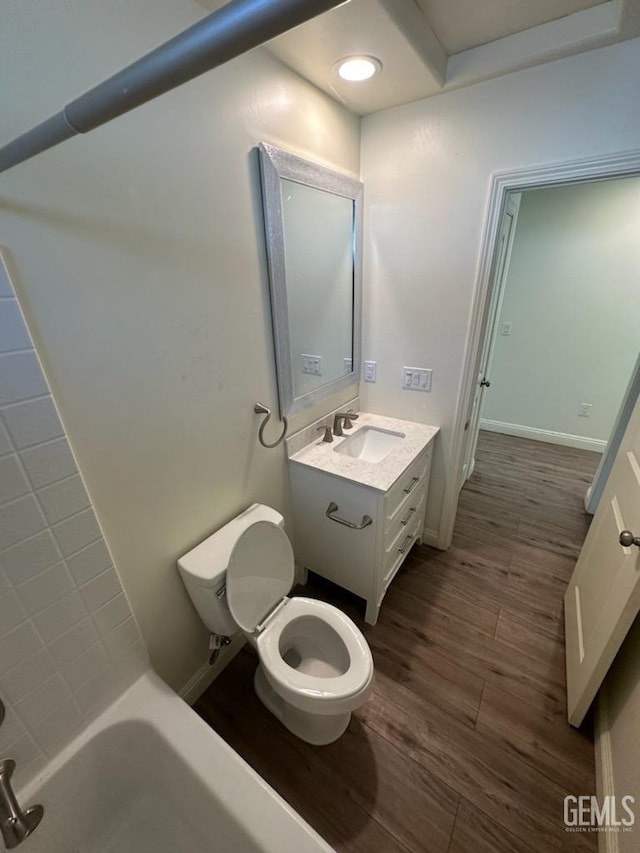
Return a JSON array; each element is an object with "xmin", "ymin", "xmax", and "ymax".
[
  {"xmin": 418, "ymin": 0, "xmax": 608, "ymax": 53},
  {"xmin": 197, "ymin": 0, "xmax": 640, "ymax": 114}
]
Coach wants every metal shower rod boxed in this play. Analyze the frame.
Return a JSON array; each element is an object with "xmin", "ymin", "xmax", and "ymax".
[{"xmin": 0, "ymin": 0, "xmax": 347, "ymax": 174}]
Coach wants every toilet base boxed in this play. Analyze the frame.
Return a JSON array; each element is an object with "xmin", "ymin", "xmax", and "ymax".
[{"xmin": 253, "ymin": 665, "xmax": 351, "ymax": 746}]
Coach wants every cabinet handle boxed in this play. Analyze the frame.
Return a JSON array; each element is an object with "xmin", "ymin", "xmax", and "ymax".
[
  {"xmin": 401, "ymin": 506, "xmax": 417, "ymax": 526},
  {"xmin": 398, "ymin": 534, "xmax": 414, "ymax": 554},
  {"xmin": 325, "ymin": 502, "xmax": 373, "ymax": 530},
  {"xmin": 403, "ymin": 476, "xmax": 420, "ymax": 495}
]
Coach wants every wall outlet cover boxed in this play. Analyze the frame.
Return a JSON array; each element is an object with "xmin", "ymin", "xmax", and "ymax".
[
  {"xmin": 364, "ymin": 360, "xmax": 377, "ymax": 382},
  {"xmin": 301, "ymin": 354, "xmax": 322, "ymax": 376}
]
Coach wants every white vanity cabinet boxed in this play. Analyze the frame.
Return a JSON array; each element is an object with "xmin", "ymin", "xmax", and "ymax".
[{"xmin": 288, "ymin": 421, "xmax": 435, "ymax": 625}]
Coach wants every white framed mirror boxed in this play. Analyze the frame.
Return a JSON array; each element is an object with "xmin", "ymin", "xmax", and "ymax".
[{"xmin": 258, "ymin": 142, "xmax": 363, "ymax": 418}]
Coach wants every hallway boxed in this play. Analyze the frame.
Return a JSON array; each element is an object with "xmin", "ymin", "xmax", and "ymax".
[{"xmin": 195, "ymin": 431, "xmax": 602, "ymax": 852}]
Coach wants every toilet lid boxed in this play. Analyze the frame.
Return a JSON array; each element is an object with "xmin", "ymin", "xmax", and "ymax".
[{"xmin": 226, "ymin": 521, "xmax": 295, "ymax": 633}]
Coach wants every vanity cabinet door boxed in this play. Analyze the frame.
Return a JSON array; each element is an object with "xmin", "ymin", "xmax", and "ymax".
[
  {"xmin": 289, "ymin": 466, "xmax": 379, "ymax": 600},
  {"xmin": 288, "ymin": 433, "xmax": 436, "ymax": 625}
]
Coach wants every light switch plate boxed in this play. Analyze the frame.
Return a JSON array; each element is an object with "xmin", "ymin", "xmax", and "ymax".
[
  {"xmin": 500, "ymin": 321, "xmax": 512, "ymax": 336},
  {"xmin": 402, "ymin": 367, "xmax": 432, "ymax": 392}
]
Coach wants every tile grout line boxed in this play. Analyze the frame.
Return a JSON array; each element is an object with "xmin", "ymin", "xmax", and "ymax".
[
  {"xmin": 474, "ymin": 680, "xmax": 486, "ymax": 730},
  {"xmin": 493, "ymin": 607, "xmax": 502, "ymax": 640},
  {"xmin": 357, "ymin": 705, "xmax": 466, "ymax": 803},
  {"xmin": 445, "ymin": 796, "xmax": 461, "ymax": 853}
]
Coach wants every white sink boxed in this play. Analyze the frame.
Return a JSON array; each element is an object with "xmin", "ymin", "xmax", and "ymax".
[{"xmin": 334, "ymin": 426, "xmax": 405, "ymax": 463}]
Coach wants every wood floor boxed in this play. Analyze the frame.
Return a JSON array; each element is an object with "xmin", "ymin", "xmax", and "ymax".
[{"xmin": 195, "ymin": 431, "xmax": 602, "ymax": 852}]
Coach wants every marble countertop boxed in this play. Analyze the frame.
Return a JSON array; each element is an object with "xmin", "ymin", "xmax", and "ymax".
[{"xmin": 288, "ymin": 411, "xmax": 439, "ymax": 492}]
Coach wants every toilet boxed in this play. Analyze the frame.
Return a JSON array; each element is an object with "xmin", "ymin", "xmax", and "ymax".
[{"xmin": 178, "ymin": 503, "xmax": 374, "ymax": 745}]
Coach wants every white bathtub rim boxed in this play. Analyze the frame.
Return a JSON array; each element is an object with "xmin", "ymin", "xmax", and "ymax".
[{"xmin": 17, "ymin": 668, "xmax": 334, "ymax": 853}]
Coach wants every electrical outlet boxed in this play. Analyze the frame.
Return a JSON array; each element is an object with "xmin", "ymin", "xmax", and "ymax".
[
  {"xmin": 402, "ymin": 367, "xmax": 432, "ymax": 392},
  {"xmin": 301, "ymin": 354, "xmax": 322, "ymax": 376},
  {"xmin": 579, "ymin": 403, "xmax": 592, "ymax": 418},
  {"xmin": 364, "ymin": 360, "xmax": 377, "ymax": 382},
  {"xmin": 500, "ymin": 321, "xmax": 512, "ymax": 336}
]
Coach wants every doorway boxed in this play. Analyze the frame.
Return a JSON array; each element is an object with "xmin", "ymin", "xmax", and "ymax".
[
  {"xmin": 443, "ymin": 151, "xmax": 640, "ymax": 551},
  {"xmin": 462, "ymin": 177, "xmax": 640, "ymax": 498}
]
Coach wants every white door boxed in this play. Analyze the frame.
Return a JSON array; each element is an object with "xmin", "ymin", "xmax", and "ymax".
[
  {"xmin": 565, "ymin": 390, "xmax": 640, "ymax": 726},
  {"xmin": 459, "ymin": 193, "xmax": 520, "ymax": 488}
]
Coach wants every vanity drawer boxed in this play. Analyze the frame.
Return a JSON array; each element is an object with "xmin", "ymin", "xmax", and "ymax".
[
  {"xmin": 383, "ymin": 481, "xmax": 426, "ymax": 552},
  {"xmin": 384, "ymin": 446, "xmax": 431, "ymax": 530},
  {"xmin": 380, "ymin": 506, "xmax": 423, "ymax": 594},
  {"xmin": 381, "ymin": 490, "xmax": 425, "ymax": 581}
]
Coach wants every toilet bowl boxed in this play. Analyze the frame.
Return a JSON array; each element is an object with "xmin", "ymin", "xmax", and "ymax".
[{"xmin": 178, "ymin": 503, "xmax": 374, "ymax": 745}]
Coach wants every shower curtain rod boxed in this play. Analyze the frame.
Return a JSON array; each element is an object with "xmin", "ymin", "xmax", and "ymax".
[{"xmin": 0, "ymin": 0, "xmax": 346, "ymax": 174}]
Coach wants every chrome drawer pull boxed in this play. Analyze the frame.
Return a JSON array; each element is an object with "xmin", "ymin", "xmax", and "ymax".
[
  {"xmin": 401, "ymin": 506, "xmax": 417, "ymax": 526},
  {"xmin": 326, "ymin": 502, "xmax": 373, "ymax": 530},
  {"xmin": 403, "ymin": 476, "xmax": 420, "ymax": 494},
  {"xmin": 398, "ymin": 534, "xmax": 414, "ymax": 554}
]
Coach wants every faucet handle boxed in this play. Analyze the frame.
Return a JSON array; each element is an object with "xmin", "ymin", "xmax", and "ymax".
[
  {"xmin": 0, "ymin": 758, "xmax": 44, "ymax": 848},
  {"xmin": 343, "ymin": 410, "xmax": 359, "ymax": 429},
  {"xmin": 317, "ymin": 425, "xmax": 333, "ymax": 443}
]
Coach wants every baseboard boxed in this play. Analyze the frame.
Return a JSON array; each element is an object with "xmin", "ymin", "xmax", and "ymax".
[
  {"xmin": 480, "ymin": 419, "xmax": 607, "ymax": 453},
  {"xmin": 595, "ymin": 685, "xmax": 619, "ymax": 853},
  {"xmin": 420, "ymin": 526, "xmax": 440, "ymax": 549},
  {"xmin": 179, "ymin": 634, "xmax": 246, "ymax": 706}
]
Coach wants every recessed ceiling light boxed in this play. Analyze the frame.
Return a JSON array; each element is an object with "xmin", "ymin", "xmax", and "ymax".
[{"xmin": 335, "ymin": 56, "xmax": 382, "ymax": 82}]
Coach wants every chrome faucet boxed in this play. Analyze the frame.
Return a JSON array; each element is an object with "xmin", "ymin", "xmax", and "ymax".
[
  {"xmin": 0, "ymin": 760, "xmax": 43, "ymax": 849},
  {"xmin": 0, "ymin": 700, "xmax": 44, "ymax": 848},
  {"xmin": 332, "ymin": 411, "xmax": 359, "ymax": 436}
]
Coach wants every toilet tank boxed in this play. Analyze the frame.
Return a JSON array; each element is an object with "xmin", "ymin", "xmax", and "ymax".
[{"xmin": 177, "ymin": 503, "xmax": 285, "ymax": 636}]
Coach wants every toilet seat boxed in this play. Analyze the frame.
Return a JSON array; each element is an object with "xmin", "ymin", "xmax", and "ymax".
[
  {"xmin": 226, "ymin": 518, "xmax": 373, "ymax": 719},
  {"xmin": 257, "ymin": 596, "xmax": 374, "ymax": 715},
  {"xmin": 226, "ymin": 521, "xmax": 295, "ymax": 632}
]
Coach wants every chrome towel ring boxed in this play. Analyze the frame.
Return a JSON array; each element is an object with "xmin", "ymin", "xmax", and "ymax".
[{"xmin": 254, "ymin": 403, "xmax": 288, "ymax": 448}]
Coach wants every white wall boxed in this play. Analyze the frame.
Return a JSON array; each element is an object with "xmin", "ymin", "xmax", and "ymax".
[
  {"xmin": 0, "ymin": 253, "xmax": 147, "ymax": 787},
  {"xmin": 482, "ymin": 180, "xmax": 640, "ymax": 449},
  {"xmin": 0, "ymin": 0, "xmax": 360, "ymax": 692},
  {"xmin": 360, "ymin": 36, "xmax": 640, "ymax": 536}
]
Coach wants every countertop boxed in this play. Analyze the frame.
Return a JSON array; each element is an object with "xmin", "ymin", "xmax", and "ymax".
[{"xmin": 288, "ymin": 411, "xmax": 439, "ymax": 492}]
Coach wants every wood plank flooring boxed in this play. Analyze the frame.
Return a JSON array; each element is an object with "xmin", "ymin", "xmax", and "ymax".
[{"xmin": 195, "ymin": 431, "xmax": 602, "ymax": 852}]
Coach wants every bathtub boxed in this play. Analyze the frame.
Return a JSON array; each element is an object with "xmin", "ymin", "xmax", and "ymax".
[{"xmin": 15, "ymin": 670, "xmax": 334, "ymax": 853}]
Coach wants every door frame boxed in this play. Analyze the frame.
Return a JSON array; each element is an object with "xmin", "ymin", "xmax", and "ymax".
[
  {"xmin": 439, "ymin": 148, "xmax": 640, "ymax": 550},
  {"xmin": 585, "ymin": 352, "xmax": 640, "ymax": 515},
  {"xmin": 459, "ymin": 191, "xmax": 521, "ymax": 490}
]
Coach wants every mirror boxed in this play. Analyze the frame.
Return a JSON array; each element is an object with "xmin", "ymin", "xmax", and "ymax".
[{"xmin": 258, "ymin": 142, "xmax": 363, "ymax": 417}]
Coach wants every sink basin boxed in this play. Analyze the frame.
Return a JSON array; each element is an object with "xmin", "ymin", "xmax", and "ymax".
[{"xmin": 334, "ymin": 426, "xmax": 405, "ymax": 463}]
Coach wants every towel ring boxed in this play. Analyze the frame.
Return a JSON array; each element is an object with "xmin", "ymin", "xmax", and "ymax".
[{"xmin": 254, "ymin": 403, "xmax": 288, "ymax": 448}]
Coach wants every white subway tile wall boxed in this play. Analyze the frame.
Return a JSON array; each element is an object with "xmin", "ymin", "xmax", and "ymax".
[{"xmin": 0, "ymin": 249, "xmax": 148, "ymax": 786}]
